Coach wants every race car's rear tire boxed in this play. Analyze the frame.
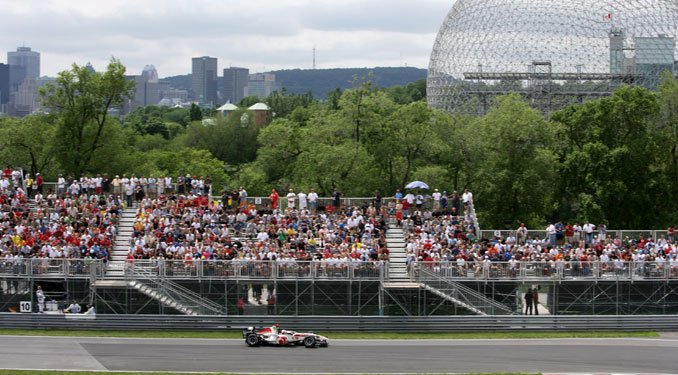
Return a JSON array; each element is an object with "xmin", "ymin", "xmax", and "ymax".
[
  {"xmin": 246, "ymin": 334, "xmax": 260, "ymax": 347},
  {"xmin": 303, "ymin": 336, "xmax": 317, "ymax": 348}
]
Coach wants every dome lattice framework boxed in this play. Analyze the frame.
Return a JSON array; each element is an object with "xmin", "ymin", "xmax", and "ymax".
[{"xmin": 427, "ymin": 0, "xmax": 678, "ymax": 115}]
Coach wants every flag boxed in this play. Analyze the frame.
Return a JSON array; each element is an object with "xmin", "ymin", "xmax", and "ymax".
[{"xmin": 603, "ymin": 12, "xmax": 613, "ymax": 21}]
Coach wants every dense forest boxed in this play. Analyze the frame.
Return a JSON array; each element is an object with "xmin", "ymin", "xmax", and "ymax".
[{"xmin": 0, "ymin": 59, "xmax": 676, "ymax": 229}]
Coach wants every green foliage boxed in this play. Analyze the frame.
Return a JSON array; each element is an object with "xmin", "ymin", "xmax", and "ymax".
[
  {"xmin": 40, "ymin": 58, "xmax": 135, "ymax": 176},
  {"xmin": 383, "ymin": 78, "xmax": 427, "ymax": 104},
  {"xmin": 123, "ymin": 105, "xmax": 190, "ymax": 139},
  {"xmin": 0, "ymin": 114, "xmax": 57, "ymax": 177},
  {"xmin": 189, "ymin": 103, "xmax": 202, "ymax": 121},
  {"xmin": 239, "ymin": 96, "xmax": 260, "ymax": 107},
  {"xmin": 265, "ymin": 89, "xmax": 315, "ymax": 118},
  {"xmin": 553, "ymin": 85, "xmax": 665, "ymax": 227},
  {"xmin": 465, "ymin": 94, "xmax": 559, "ymax": 228},
  {"xmin": 182, "ymin": 109, "xmax": 258, "ymax": 165}
]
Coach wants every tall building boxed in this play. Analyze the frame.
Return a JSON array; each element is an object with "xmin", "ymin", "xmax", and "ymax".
[
  {"xmin": 133, "ymin": 65, "xmax": 160, "ymax": 109},
  {"xmin": 7, "ymin": 46, "xmax": 40, "ymax": 82},
  {"xmin": 222, "ymin": 67, "xmax": 249, "ymax": 104},
  {"xmin": 246, "ymin": 73, "xmax": 282, "ymax": 98},
  {"xmin": 0, "ymin": 63, "xmax": 9, "ymax": 106},
  {"xmin": 191, "ymin": 56, "xmax": 218, "ymax": 106}
]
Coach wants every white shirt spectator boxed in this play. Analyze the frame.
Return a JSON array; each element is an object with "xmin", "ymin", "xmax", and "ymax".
[
  {"xmin": 298, "ymin": 192, "xmax": 308, "ymax": 210},
  {"xmin": 286, "ymin": 191, "xmax": 296, "ymax": 208}
]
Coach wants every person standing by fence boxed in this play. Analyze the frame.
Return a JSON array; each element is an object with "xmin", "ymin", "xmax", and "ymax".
[
  {"xmin": 524, "ymin": 289, "xmax": 533, "ymax": 315},
  {"xmin": 36, "ymin": 286, "xmax": 45, "ymax": 313},
  {"xmin": 237, "ymin": 297, "xmax": 245, "ymax": 315},
  {"xmin": 267, "ymin": 294, "xmax": 276, "ymax": 315},
  {"xmin": 532, "ymin": 287, "xmax": 540, "ymax": 315}
]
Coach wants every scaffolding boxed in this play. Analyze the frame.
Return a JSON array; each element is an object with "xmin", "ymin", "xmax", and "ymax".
[{"xmin": 4, "ymin": 258, "xmax": 678, "ymax": 316}]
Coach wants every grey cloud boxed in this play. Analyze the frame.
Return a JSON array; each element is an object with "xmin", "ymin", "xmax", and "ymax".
[{"xmin": 0, "ymin": 0, "xmax": 448, "ymax": 76}]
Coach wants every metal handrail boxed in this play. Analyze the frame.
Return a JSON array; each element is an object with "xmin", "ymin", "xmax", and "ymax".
[
  {"xmin": 413, "ymin": 260, "xmax": 677, "ymax": 281},
  {"xmin": 479, "ymin": 229, "xmax": 674, "ymax": 241},
  {"xmin": 122, "ymin": 259, "xmax": 386, "ymax": 281},
  {"xmin": 127, "ymin": 263, "xmax": 224, "ymax": 315},
  {"xmin": 0, "ymin": 258, "xmax": 104, "ymax": 278},
  {"xmin": 419, "ymin": 267, "xmax": 514, "ymax": 314}
]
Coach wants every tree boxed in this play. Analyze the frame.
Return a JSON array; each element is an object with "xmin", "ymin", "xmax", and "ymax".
[
  {"xmin": 0, "ymin": 115, "xmax": 57, "ymax": 177},
  {"xmin": 189, "ymin": 103, "xmax": 202, "ymax": 121},
  {"xmin": 40, "ymin": 58, "xmax": 134, "ymax": 176},
  {"xmin": 182, "ymin": 110, "xmax": 259, "ymax": 165},
  {"xmin": 657, "ymin": 72, "xmax": 678, "ymax": 224},
  {"xmin": 553, "ymin": 85, "xmax": 664, "ymax": 227},
  {"xmin": 468, "ymin": 94, "xmax": 559, "ymax": 228}
]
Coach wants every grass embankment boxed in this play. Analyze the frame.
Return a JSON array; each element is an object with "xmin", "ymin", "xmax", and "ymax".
[
  {"xmin": 0, "ymin": 328, "xmax": 657, "ymax": 339},
  {"xmin": 0, "ymin": 372, "xmax": 539, "ymax": 375}
]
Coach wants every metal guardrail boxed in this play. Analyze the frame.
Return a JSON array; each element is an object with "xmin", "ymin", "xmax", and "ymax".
[
  {"xmin": 0, "ymin": 258, "xmax": 104, "ymax": 278},
  {"xmin": 2, "ymin": 313, "xmax": 678, "ymax": 331},
  {"xmin": 123, "ymin": 260, "xmax": 386, "ymax": 281},
  {"xmin": 413, "ymin": 260, "xmax": 678, "ymax": 281},
  {"xmin": 5, "ymin": 259, "xmax": 677, "ymax": 283},
  {"xmin": 479, "ymin": 229, "xmax": 672, "ymax": 241}
]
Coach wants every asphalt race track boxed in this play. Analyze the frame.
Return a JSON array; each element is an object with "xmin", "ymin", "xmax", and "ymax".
[{"xmin": 2, "ymin": 335, "xmax": 678, "ymax": 374}]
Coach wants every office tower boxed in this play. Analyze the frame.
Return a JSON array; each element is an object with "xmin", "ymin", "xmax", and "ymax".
[
  {"xmin": 191, "ymin": 56, "xmax": 218, "ymax": 106},
  {"xmin": 222, "ymin": 67, "xmax": 249, "ymax": 104},
  {"xmin": 0, "ymin": 63, "xmax": 9, "ymax": 105},
  {"xmin": 246, "ymin": 73, "xmax": 282, "ymax": 98},
  {"xmin": 133, "ymin": 65, "xmax": 160, "ymax": 108},
  {"xmin": 7, "ymin": 46, "xmax": 40, "ymax": 82}
]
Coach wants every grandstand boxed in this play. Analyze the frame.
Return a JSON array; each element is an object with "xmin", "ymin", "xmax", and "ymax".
[{"xmin": 1, "ymin": 175, "xmax": 677, "ymax": 316}]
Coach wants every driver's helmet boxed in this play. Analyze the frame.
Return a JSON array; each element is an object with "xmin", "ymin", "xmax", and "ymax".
[{"xmin": 274, "ymin": 323, "xmax": 280, "ymax": 328}]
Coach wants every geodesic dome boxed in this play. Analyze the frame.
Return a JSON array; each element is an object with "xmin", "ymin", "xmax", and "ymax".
[{"xmin": 427, "ymin": 0, "xmax": 678, "ymax": 114}]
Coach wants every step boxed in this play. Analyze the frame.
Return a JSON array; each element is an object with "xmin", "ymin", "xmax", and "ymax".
[
  {"xmin": 382, "ymin": 282, "xmax": 420, "ymax": 289},
  {"xmin": 92, "ymin": 280, "xmax": 128, "ymax": 288}
]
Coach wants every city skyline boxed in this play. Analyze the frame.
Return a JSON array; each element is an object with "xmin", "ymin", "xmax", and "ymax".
[{"xmin": 0, "ymin": 0, "xmax": 450, "ymax": 78}]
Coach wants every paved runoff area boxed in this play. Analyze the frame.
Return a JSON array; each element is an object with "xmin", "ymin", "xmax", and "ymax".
[{"xmin": 1, "ymin": 335, "xmax": 678, "ymax": 374}]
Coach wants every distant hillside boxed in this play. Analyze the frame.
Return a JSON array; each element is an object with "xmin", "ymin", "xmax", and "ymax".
[
  {"xmin": 160, "ymin": 74, "xmax": 191, "ymax": 92},
  {"xmin": 161, "ymin": 67, "xmax": 427, "ymax": 99},
  {"xmin": 271, "ymin": 67, "xmax": 427, "ymax": 98}
]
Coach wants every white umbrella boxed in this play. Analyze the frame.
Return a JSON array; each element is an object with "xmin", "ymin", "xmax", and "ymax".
[{"xmin": 405, "ymin": 181, "xmax": 430, "ymax": 189}]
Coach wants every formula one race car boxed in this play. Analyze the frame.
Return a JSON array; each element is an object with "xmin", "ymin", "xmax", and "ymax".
[{"xmin": 243, "ymin": 324, "xmax": 329, "ymax": 348}]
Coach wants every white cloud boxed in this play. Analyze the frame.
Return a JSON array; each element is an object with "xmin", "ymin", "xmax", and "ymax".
[{"xmin": 0, "ymin": 0, "xmax": 449, "ymax": 77}]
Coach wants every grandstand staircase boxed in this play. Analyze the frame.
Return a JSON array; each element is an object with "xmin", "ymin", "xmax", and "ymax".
[
  {"xmin": 106, "ymin": 207, "xmax": 137, "ymax": 278},
  {"xmin": 381, "ymin": 215, "xmax": 513, "ymax": 315},
  {"xmin": 384, "ymin": 224, "xmax": 410, "ymax": 283},
  {"xmin": 466, "ymin": 200, "xmax": 481, "ymax": 238},
  {"xmin": 127, "ymin": 266, "xmax": 225, "ymax": 316},
  {"xmin": 94, "ymin": 205, "xmax": 226, "ymax": 315},
  {"xmin": 418, "ymin": 268, "xmax": 514, "ymax": 315}
]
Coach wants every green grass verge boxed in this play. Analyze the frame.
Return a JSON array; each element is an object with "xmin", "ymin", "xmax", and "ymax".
[
  {"xmin": 0, "ymin": 328, "xmax": 658, "ymax": 339},
  {"xmin": 0, "ymin": 372, "xmax": 539, "ymax": 375}
]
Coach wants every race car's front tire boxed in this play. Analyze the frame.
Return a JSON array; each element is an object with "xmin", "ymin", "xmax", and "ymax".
[
  {"xmin": 303, "ymin": 336, "xmax": 317, "ymax": 348},
  {"xmin": 246, "ymin": 334, "xmax": 260, "ymax": 347}
]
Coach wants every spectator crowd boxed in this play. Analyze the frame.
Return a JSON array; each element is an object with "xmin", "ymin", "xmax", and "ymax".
[
  {"xmin": 2, "ymin": 165, "xmax": 676, "ymax": 282},
  {"xmin": 123, "ymin": 185, "xmax": 390, "ymax": 278},
  {"xmin": 1, "ymin": 168, "xmax": 119, "ymax": 279}
]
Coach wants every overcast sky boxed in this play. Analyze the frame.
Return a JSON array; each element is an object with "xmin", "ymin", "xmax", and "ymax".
[{"xmin": 0, "ymin": 0, "xmax": 451, "ymax": 78}]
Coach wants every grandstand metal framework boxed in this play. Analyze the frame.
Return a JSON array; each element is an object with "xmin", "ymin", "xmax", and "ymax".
[
  {"xmin": 427, "ymin": 0, "xmax": 678, "ymax": 114},
  {"xmin": 3, "ymin": 258, "xmax": 678, "ymax": 316}
]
